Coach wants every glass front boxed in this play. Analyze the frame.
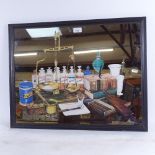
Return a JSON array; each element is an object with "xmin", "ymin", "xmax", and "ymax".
[{"xmin": 13, "ymin": 20, "xmax": 143, "ymax": 128}]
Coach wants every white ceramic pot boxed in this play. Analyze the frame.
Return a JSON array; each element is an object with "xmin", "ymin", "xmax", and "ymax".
[{"xmin": 108, "ymin": 64, "xmax": 121, "ymax": 77}]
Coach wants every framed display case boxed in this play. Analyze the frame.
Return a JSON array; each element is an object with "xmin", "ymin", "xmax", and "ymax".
[{"xmin": 9, "ymin": 17, "xmax": 147, "ymax": 131}]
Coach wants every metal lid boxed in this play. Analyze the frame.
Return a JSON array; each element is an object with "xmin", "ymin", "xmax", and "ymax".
[{"xmin": 19, "ymin": 81, "xmax": 33, "ymax": 88}]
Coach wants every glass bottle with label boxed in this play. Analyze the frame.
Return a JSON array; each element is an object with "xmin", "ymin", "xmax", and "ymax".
[
  {"xmin": 38, "ymin": 68, "xmax": 46, "ymax": 83},
  {"xmin": 32, "ymin": 70, "xmax": 38, "ymax": 88},
  {"xmin": 68, "ymin": 66, "xmax": 76, "ymax": 84},
  {"xmin": 46, "ymin": 67, "xmax": 53, "ymax": 82},
  {"xmin": 76, "ymin": 66, "xmax": 84, "ymax": 88},
  {"xmin": 60, "ymin": 66, "xmax": 68, "ymax": 89}
]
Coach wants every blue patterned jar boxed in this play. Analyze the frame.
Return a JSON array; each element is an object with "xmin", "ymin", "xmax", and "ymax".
[{"xmin": 19, "ymin": 81, "xmax": 33, "ymax": 106}]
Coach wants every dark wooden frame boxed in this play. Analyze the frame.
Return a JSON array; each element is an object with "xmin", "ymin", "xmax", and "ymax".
[{"xmin": 9, "ymin": 17, "xmax": 148, "ymax": 131}]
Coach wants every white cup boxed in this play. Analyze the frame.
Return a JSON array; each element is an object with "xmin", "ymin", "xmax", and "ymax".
[{"xmin": 108, "ymin": 64, "xmax": 121, "ymax": 77}]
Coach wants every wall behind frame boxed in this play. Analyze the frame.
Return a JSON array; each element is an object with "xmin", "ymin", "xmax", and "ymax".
[{"xmin": 0, "ymin": 0, "xmax": 155, "ymax": 155}]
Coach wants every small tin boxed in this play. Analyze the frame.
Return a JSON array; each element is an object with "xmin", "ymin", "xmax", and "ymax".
[
  {"xmin": 19, "ymin": 81, "xmax": 33, "ymax": 106},
  {"xmin": 46, "ymin": 104, "xmax": 57, "ymax": 114}
]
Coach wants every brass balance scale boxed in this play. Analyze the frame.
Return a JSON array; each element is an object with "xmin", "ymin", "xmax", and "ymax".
[{"xmin": 33, "ymin": 31, "xmax": 78, "ymax": 116}]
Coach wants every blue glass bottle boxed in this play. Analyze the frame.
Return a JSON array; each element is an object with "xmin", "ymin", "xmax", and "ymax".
[
  {"xmin": 92, "ymin": 52, "xmax": 104, "ymax": 73},
  {"xmin": 84, "ymin": 66, "xmax": 92, "ymax": 75}
]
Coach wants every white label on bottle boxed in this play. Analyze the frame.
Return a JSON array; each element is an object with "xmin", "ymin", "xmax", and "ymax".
[
  {"xmin": 76, "ymin": 76, "xmax": 84, "ymax": 84},
  {"xmin": 46, "ymin": 75, "xmax": 52, "ymax": 82},
  {"xmin": 61, "ymin": 77, "xmax": 68, "ymax": 83},
  {"xmin": 68, "ymin": 77, "xmax": 76, "ymax": 84},
  {"xmin": 39, "ymin": 75, "xmax": 46, "ymax": 83}
]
